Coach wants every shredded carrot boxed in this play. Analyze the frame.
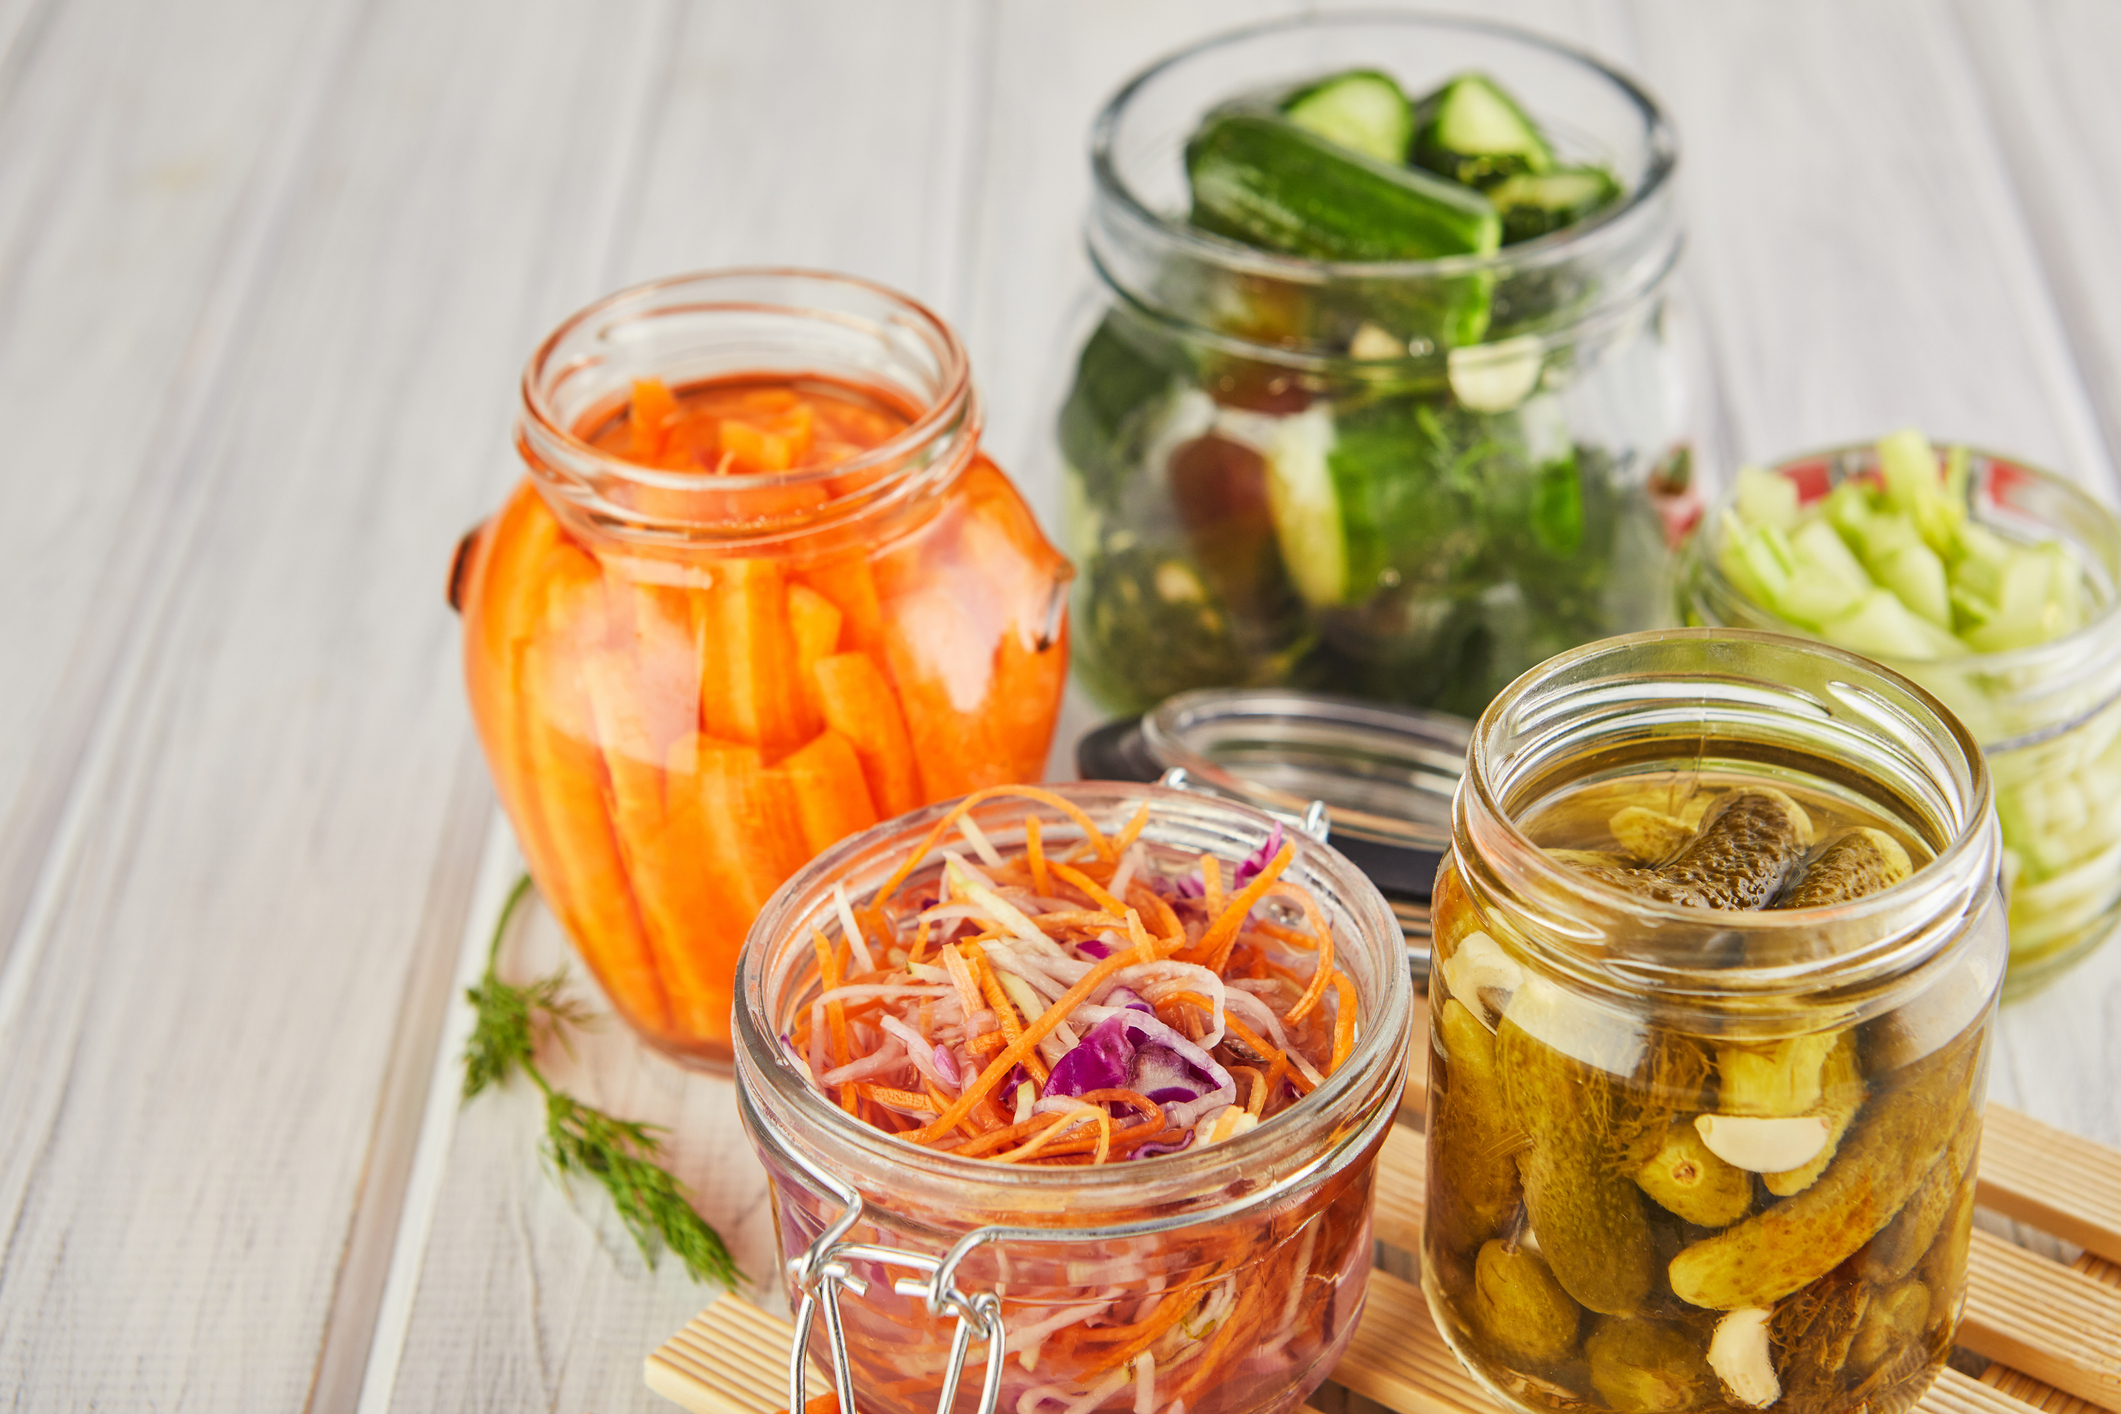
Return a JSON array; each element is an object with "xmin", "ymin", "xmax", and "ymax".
[
  {"xmin": 1274, "ymin": 881, "xmax": 1336, "ymax": 1024},
  {"xmin": 1113, "ymin": 800, "xmax": 1151, "ymax": 853},
  {"xmin": 904, "ymin": 939, "xmax": 1181, "ymax": 1144},
  {"xmin": 1192, "ymin": 843, "xmax": 1295, "ymax": 972},
  {"xmin": 905, "ymin": 917, "xmax": 932, "ymax": 968},
  {"xmin": 1126, "ymin": 882, "xmax": 1183, "ymax": 943},
  {"xmin": 860, "ymin": 1084, "xmax": 936, "ymax": 1113},
  {"xmin": 1327, "ymin": 969, "xmax": 1357, "ymax": 1073},
  {"xmin": 1200, "ymin": 853, "xmax": 1224, "ymax": 915},
  {"xmin": 1048, "ymin": 859, "xmax": 1127, "ymax": 915},
  {"xmin": 867, "ymin": 786, "xmax": 1116, "ymax": 915},
  {"xmin": 1025, "ymin": 813, "xmax": 1050, "ymax": 897},
  {"xmin": 968, "ymin": 941, "xmax": 1048, "ymax": 1084},
  {"xmin": 812, "ymin": 928, "xmax": 857, "ymax": 1115}
]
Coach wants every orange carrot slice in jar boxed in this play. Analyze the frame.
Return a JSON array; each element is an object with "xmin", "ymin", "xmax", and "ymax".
[{"xmin": 464, "ymin": 272, "xmax": 1069, "ymax": 1064}]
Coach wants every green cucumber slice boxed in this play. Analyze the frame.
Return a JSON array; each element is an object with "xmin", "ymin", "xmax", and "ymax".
[
  {"xmin": 1188, "ymin": 108, "xmax": 1501, "ymax": 262},
  {"xmin": 1282, "ymin": 69, "xmax": 1415, "ymax": 165},
  {"xmin": 1489, "ymin": 167, "xmax": 1621, "ymax": 244},
  {"xmin": 1264, "ymin": 407, "xmax": 1348, "ymax": 606},
  {"xmin": 1413, "ymin": 73, "xmax": 1555, "ymax": 190}
]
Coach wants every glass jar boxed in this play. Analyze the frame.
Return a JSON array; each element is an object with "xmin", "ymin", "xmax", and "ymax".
[
  {"xmin": 1057, "ymin": 13, "xmax": 1694, "ymax": 721},
  {"xmin": 1423, "ymin": 631, "xmax": 2003, "ymax": 1414},
  {"xmin": 733, "ymin": 782, "xmax": 1412, "ymax": 1414},
  {"xmin": 1685, "ymin": 444, "xmax": 2121, "ymax": 998},
  {"xmin": 454, "ymin": 269, "xmax": 1071, "ymax": 1067}
]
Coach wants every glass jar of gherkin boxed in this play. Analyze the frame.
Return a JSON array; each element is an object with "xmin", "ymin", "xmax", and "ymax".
[{"xmin": 1425, "ymin": 630, "xmax": 2003, "ymax": 1414}]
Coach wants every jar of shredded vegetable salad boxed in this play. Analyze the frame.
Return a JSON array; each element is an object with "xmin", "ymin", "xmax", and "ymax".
[
  {"xmin": 1684, "ymin": 438, "xmax": 2121, "ymax": 997},
  {"xmin": 733, "ymin": 782, "xmax": 1412, "ymax": 1414},
  {"xmin": 1426, "ymin": 630, "xmax": 2002, "ymax": 1414},
  {"xmin": 454, "ymin": 270, "xmax": 1071, "ymax": 1068}
]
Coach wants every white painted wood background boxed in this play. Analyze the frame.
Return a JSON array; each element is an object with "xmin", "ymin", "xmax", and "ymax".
[{"xmin": 0, "ymin": 1, "xmax": 2116, "ymax": 1409}]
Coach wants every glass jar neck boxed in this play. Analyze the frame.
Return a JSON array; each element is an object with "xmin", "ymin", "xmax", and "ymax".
[
  {"xmin": 1453, "ymin": 630, "xmax": 2001, "ymax": 1028},
  {"xmin": 516, "ymin": 268, "xmax": 980, "ymax": 554},
  {"xmin": 1086, "ymin": 12, "xmax": 1682, "ymax": 367}
]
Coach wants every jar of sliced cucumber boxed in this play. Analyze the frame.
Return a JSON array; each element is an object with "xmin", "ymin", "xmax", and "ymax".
[
  {"xmin": 1686, "ymin": 430, "xmax": 2121, "ymax": 997},
  {"xmin": 1060, "ymin": 14, "xmax": 1694, "ymax": 719},
  {"xmin": 1428, "ymin": 630, "xmax": 2004, "ymax": 1414}
]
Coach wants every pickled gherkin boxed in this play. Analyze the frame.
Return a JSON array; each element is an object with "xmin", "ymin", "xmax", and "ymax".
[
  {"xmin": 1468, "ymin": 1240, "xmax": 1583, "ymax": 1364},
  {"xmin": 1583, "ymin": 790, "xmax": 1814, "ymax": 909},
  {"xmin": 1495, "ymin": 1004, "xmax": 1699, "ymax": 1316},
  {"xmin": 1585, "ymin": 1319, "xmax": 1714, "ymax": 1413},
  {"xmin": 1431, "ymin": 998, "xmax": 1525, "ymax": 1249},
  {"xmin": 1425, "ymin": 769, "xmax": 1995, "ymax": 1414},
  {"xmin": 1635, "ymin": 1120, "xmax": 1751, "ymax": 1228},
  {"xmin": 1777, "ymin": 827, "xmax": 1913, "ymax": 908},
  {"xmin": 1667, "ymin": 1033, "xmax": 1978, "ymax": 1310}
]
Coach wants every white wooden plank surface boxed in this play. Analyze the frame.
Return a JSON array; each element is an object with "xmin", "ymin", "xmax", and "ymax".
[{"xmin": 0, "ymin": 2, "xmax": 2115, "ymax": 1411}]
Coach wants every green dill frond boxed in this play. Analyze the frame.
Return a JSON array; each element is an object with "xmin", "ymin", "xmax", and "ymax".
[
  {"xmin": 544, "ymin": 1090, "xmax": 742, "ymax": 1290},
  {"xmin": 459, "ymin": 872, "xmax": 742, "ymax": 1291}
]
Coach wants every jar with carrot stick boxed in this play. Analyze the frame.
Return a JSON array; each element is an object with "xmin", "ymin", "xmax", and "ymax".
[
  {"xmin": 453, "ymin": 270, "xmax": 1072, "ymax": 1067},
  {"xmin": 732, "ymin": 782, "xmax": 1413, "ymax": 1414}
]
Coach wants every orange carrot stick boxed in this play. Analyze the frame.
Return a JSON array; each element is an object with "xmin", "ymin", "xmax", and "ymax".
[
  {"xmin": 787, "ymin": 582, "xmax": 844, "ymax": 722},
  {"xmin": 778, "ymin": 729, "xmax": 880, "ymax": 857},
  {"xmin": 516, "ymin": 588, "xmax": 672, "ymax": 1036},
  {"xmin": 811, "ymin": 651, "xmax": 921, "ymax": 818}
]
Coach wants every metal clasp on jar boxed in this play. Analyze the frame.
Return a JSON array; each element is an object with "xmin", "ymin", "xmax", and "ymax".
[{"xmin": 778, "ymin": 1135, "xmax": 1345, "ymax": 1414}]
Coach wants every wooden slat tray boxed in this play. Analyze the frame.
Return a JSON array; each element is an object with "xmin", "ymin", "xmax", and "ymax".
[{"xmin": 648, "ymin": 1039, "xmax": 2121, "ymax": 1414}]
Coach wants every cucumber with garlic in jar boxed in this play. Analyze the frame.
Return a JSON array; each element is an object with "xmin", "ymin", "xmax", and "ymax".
[
  {"xmin": 1425, "ymin": 777, "xmax": 1984, "ymax": 1412},
  {"xmin": 1061, "ymin": 59, "xmax": 1678, "ymax": 719}
]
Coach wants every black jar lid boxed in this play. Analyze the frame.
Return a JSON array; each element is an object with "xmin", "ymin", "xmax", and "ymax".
[{"xmin": 1076, "ymin": 688, "xmax": 1471, "ymax": 978}]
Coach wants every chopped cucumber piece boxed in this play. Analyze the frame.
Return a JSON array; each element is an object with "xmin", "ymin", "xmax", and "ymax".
[
  {"xmin": 1878, "ymin": 425, "xmax": 1962, "ymax": 553},
  {"xmin": 1413, "ymin": 73, "xmax": 1554, "ymax": 189},
  {"xmin": 1736, "ymin": 465, "xmax": 1802, "ymax": 532},
  {"xmin": 1282, "ymin": 69, "xmax": 1415, "ymax": 165},
  {"xmin": 1790, "ymin": 517, "xmax": 1871, "ymax": 595},
  {"xmin": 1488, "ymin": 167, "xmax": 1621, "ymax": 244},
  {"xmin": 1817, "ymin": 587, "xmax": 1958, "ymax": 661},
  {"xmin": 1264, "ymin": 407, "xmax": 1348, "ymax": 606},
  {"xmin": 1873, "ymin": 541, "xmax": 1951, "ymax": 627},
  {"xmin": 1188, "ymin": 109, "xmax": 1501, "ymax": 262}
]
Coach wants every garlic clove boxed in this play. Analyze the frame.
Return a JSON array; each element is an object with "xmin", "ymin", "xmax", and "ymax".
[
  {"xmin": 1693, "ymin": 1113, "xmax": 1831, "ymax": 1174},
  {"xmin": 1708, "ymin": 1308, "xmax": 1781, "ymax": 1408},
  {"xmin": 1439, "ymin": 930, "xmax": 1524, "ymax": 1025}
]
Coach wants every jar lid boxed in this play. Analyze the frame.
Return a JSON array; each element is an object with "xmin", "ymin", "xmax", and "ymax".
[{"xmin": 1076, "ymin": 688, "xmax": 1470, "ymax": 962}]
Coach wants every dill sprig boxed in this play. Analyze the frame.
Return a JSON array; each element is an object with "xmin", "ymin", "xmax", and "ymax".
[{"xmin": 462, "ymin": 873, "xmax": 741, "ymax": 1290}]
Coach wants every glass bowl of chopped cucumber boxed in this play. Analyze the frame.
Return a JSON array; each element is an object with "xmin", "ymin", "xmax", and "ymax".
[
  {"xmin": 1057, "ymin": 13, "xmax": 1694, "ymax": 721},
  {"xmin": 1686, "ymin": 429, "xmax": 2121, "ymax": 997}
]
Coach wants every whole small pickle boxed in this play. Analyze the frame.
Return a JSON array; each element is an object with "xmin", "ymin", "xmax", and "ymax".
[
  {"xmin": 1864, "ymin": 1106, "xmax": 1981, "ymax": 1282},
  {"xmin": 1777, "ymin": 826, "xmax": 1914, "ymax": 908},
  {"xmin": 1765, "ymin": 1031, "xmax": 1866, "ymax": 1197},
  {"xmin": 1718, "ymin": 1032, "xmax": 1839, "ymax": 1116},
  {"xmin": 1468, "ymin": 1239, "xmax": 1583, "ymax": 1365},
  {"xmin": 1581, "ymin": 790, "xmax": 1814, "ymax": 910},
  {"xmin": 1668, "ymin": 1031, "xmax": 1978, "ymax": 1310},
  {"xmin": 1432, "ymin": 998, "xmax": 1525, "ymax": 1249},
  {"xmin": 1847, "ymin": 1277, "xmax": 1932, "ymax": 1377},
  {"xmin": 1635, "ymin": 1120, "xmax": 1752, "ymax": 1228},
  {"xmin": 1498, "ymin": 1012, "xmax": 1667, "ymax": 1316},
  {"xmin": 1585, "ymin": 1318, "xmax": 1715, "ymax": 1413}
]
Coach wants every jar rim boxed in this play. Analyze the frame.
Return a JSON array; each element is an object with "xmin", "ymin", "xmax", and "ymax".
[
  {"xmin": 518, "ymin": 266, "xmax": 975, "ymax": 502},
  {"xmin": 1087, "ymin": 9, "xmax": 1681, "ymax": 285},
  {"xmin": 1460, "ymin": 628, "xmax": 1999, "ymax": 998},
  {"xmin": 733, "ymin": 782, "xmax": 1410, "ymax": 1207},
  {"xmin": 1690, "ymin": 441, "xmax": 2121, "ymax": 698}
]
